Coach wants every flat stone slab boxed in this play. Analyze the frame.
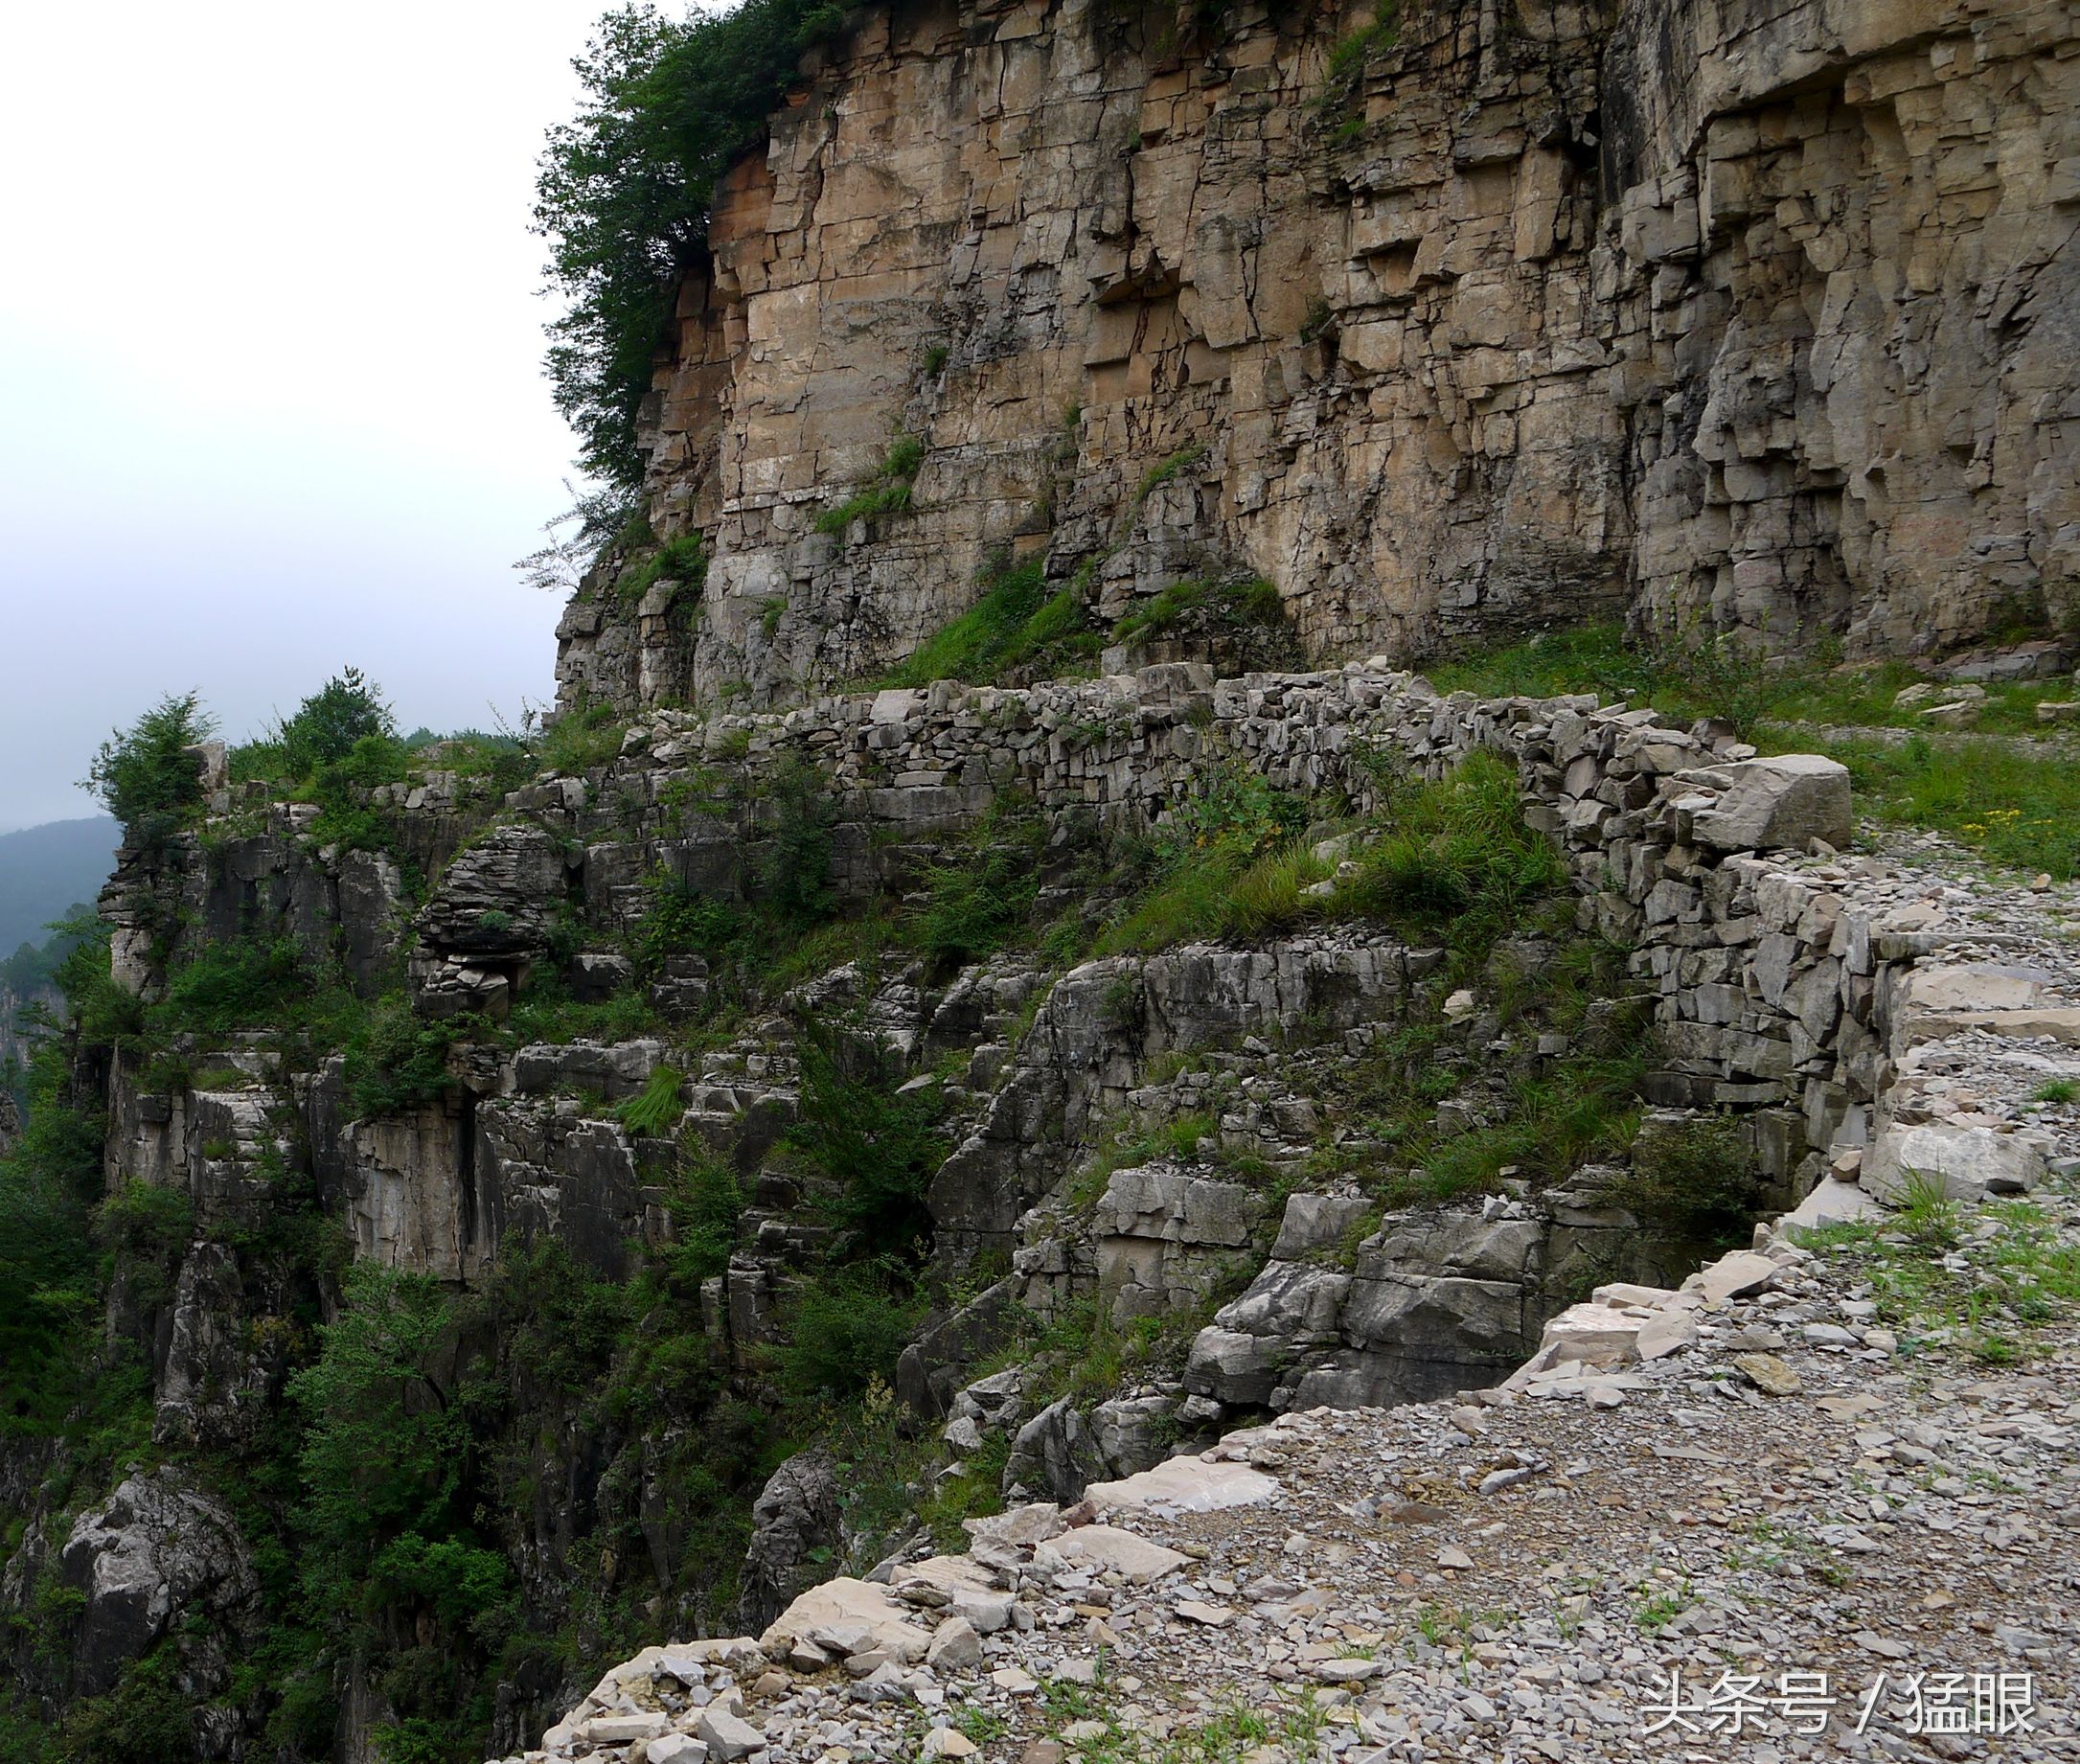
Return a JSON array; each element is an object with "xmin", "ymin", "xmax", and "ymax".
[
  {"xmin": 1866, "ymin": 1121, "xmax": 2046, "ymax": 1202},
  {"xmin": 1692, "ymin": 1250, "xmax": 1783, "ymax": 1305},
  {"xmin": 1635, "ymin": 1309, "xmax": 1700, "ymax": 1360},
  {"xmin": 1085, "ymin": 1457, "xmax": 1279, "ymax": 1516},
  {"xmin": 1782, "ymin": 1177, "xmax": 1886, "ymax": 1229},
  {"xmin": 760, "ymin": 1577, "xmax": 933, "ymax": 1663},
  {"xmin": 1907, "ymin": 1007, "xmax": 2080, "ymax": 1047},
  {"xmin": 1048, "ymin": 1524, "xmax": 1188, "ymax": 1583}
]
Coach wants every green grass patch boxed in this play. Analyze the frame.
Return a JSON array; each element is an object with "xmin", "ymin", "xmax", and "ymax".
[
  {"xmin": 879, "ymin": 556, "xmax": 1099, "ymax": 688},
  {"xmin": 1333, "ymin": 749, "xmax": 1570, "ymax": 951},
  {"xmin": 1134, "ymin": 442, "xmax": 1207, "ymax": 502},
  {"xmin": 909, "ymin": 800, "xmax": 1049, "ymax": 966},
  {"xmin": 1794, "ymin": 730, "xmax": 2080, "ymax": 879},
  {"xmin": 1110, "ymin": 575, "xmax": 1283, "ymax": 646},
  {"xmin": 816, "ymin": 433, "xmax": 924, "ymax": 536},
  {"xmin": 538, "ymin": 695, "xmax": 626, "ymax": 773},
  {"xmin": 613, "ymin": 1063, "xmax": 685, "ymax": 1136},
  {"xmin": 1792, "ymin": 1196, "xmax": 2080, "ymax": 1362},
  {"xmin": 616, "ymin": 532, "xmax": 709, "ymax": 608}
]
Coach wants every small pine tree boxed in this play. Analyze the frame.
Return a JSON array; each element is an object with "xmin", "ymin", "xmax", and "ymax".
[{"xmin": 82, "ymin": 691, "xmax": 217, "ymax": 844}]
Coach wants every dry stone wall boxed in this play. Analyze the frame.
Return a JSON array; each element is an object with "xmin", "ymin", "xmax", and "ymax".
[
  {"xmin": 551, "ymin": 658, "xmax": 1891, "ymax": 1169},
  {"xmin": 558, "ymin": 0, "xmax": 2080, "ymax": 714}
]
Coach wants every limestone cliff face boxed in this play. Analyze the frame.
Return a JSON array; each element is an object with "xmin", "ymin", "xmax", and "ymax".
[{"xmin": 555, "ymin": 0, "xmax": 2078, "ymax": 713}]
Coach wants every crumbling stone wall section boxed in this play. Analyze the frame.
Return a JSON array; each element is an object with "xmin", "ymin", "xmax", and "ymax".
[{"xmin": 557, "ymin": 0, "xmax": 2080, "ymax": 715}]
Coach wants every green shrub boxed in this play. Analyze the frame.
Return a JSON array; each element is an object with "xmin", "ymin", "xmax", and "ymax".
[
  {"xmin": 668, "ymin": 1149, "xmax": 743, "ymax": 1284},
  {"xmin": 307, "ymin": 733, "xmax": 412, "ymax": 852},
  {"xmin": 277, "ymin": 667, "xmax": 399, "ymax": 778},
  {"xmin": 1337, "ymin": 750, "xmax": 1567, "ymax": 948},
  {"xmin": 616, "ymin": 532, "xmax": 709, "ymax": 608},
  {"xmin": 614, "ymin": 1064, "xmax": 685, "ymax": 1136},
  {"xmin": 789, "ymin": 1027, "xmax": 944, "ymax": 1260},
  {"xmin": 288, "ymin": 1264, "xmax": 480, "ymax": 1611},
  {"xmin": 1135, "ymin": 442, "xmax": 1206, "ymax": 501},
  {"xmin": 94, "ymin": 1180, "xmax": 194, "ymax": 1279},
  {"xmin": 536, "ymin": 0, "xmax": 847, "ymax": 486},
  {"xmin": 1111, "ymin": 576, "xmax": 1283, "ymax": 645},
  {"xmin": 756, "ymin": 758, "xmax": 837, "ymax": 926},
  {"xmin": 83, "ymin": 691, "xmax": 216, "ymax": 845},
  {"xmin": 630, "ymin": 872, "xmax": 743, "ymax": 975},
  {"xmin": 154, "ymin": 937, "xmax": 310, "ymax": 1035},
  {"xmin": 538, "ymin": 695, "xmax": 625, "ymax": 773},
  {"xmin": 776, "ymin": 1267, "xmax": 921, "ymax": 1402},
  {"xmin": 816, "ymin": 433, "xmax": 924, "ymax": 535},
  {"xmin": 1605, "ymin": 1111, "xmax": 1764, "ymax": 1244},
  {"xmin": 1314, "ymin": 0, "xmax": 1400, "ymax": 122},
  {"xmin": 343, "ymin": 997, "xmax": 460, "ymax": 1118},
  {"xmin": 1095, "ymin": 769, "xmax": 1317, "ymax": 954},
  {"xmin": 911, "ymin": 803, "xmax": 1047, "ymax": 965},
  {"xmin": 55, "ymin": 1647, "xmax": 198, "ymax": 1764},
  {"xmin": 879, "ymin": 556, "xmax": 1098, "ymax": 688}
]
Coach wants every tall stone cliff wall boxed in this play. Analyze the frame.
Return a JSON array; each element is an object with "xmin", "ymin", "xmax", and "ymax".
[{"xmin": 555, "ymin": 0, "xmax": 2079, "ymax": 716}]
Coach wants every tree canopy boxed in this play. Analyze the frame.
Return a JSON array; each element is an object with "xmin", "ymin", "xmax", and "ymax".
[{"xmin": 535, "ymin": 0, "xmax": 851, "ymax": 488}]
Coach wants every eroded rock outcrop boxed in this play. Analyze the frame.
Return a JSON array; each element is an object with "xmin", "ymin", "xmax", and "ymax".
[
  {"xmin": 559, "ymin": 0, "xmax": 2080, "ymax": 715},
  {"xmin": 57, "ymin": 1470, "xmax": 259, "ymax": 1700}
]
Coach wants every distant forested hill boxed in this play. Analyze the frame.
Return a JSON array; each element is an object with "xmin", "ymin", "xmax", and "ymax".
[{"xmin": 0, "ymin": 815, "xmax": 119, "ymax": 954}]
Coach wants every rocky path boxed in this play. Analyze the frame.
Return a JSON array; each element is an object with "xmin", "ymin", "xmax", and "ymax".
[
  {"xmin": 495, "ymin": 829, "xmax": 2080, "ymax": 1764},
  {"xmin": 502, "ymin": 1180, "xmax": 2080, "ymax": 1764}
]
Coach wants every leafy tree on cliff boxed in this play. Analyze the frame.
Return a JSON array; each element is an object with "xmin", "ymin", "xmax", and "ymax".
[
  {"xmin": 535, "ymin": 0, "xmax": 848, "ymax": 488},
  {"xmin": 81, "ymin": 691, "xmax": 215, "ymax": 846},
  {"xmin": 274, "ymin": 666, "xmax": 397, "ymax": 779}
]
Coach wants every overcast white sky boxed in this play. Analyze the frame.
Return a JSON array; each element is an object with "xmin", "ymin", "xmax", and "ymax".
[{"xmin": 0, "ymin": 0, "xmax": 626, "ymax": 830}]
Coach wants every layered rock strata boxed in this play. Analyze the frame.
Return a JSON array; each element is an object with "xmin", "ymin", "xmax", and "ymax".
[{"xmin": 558, "ymin": 0, "xmax": 2080, "ymax": 712}]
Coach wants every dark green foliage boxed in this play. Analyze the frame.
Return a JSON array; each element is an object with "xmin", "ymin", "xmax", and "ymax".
[
  {"xmin": 789, "ymin": 1026, "xmax": 944, "ymax": 1261},
  {"xmin": 1338, "ymin": 750, "xmax": 1569, "ymax": 949},
  {"xmin": 617, "ymin": 532, "xmax": 710, "ymax": 608},
  {"xmin": 276, "ymin": 668, "xmax": 398, "ymax": 778},
  {"xmin": 911, "ymin": 802, "xmax": 1048, "ymax": 965},
  {"xmin": 538, "ymin": 695, "xmax": 626, "ymax": 773},
  {"xmin": 343, "ymin": 998, "xmax": 461, "ymax": 1117},
  {"xmin": 1607, "ymin": 1112, "xmax": 1766, "ymax": 1244},
  {"xmin": 83, "ymin": 692, "xmax": 215, "ymax": 847},
  {"xmin": 1110, "ymin": 575, "xmax": 1283, "ymax": 645},
  {"xmin": 93, "ymin": 1180, "xmax": 194, "ymax": 1303},
  {"xmin": 816, "ymin": 434, "xmax": 924, "ymax": 536},
  {"xmin": 666, "ymin": 1149, "xmax": 743, "ymax": 1283},
  {"xmin": 50, "ymin": 1647, "xmax": 198, "ymax": 1764},
  {"xmin": 756, "ymin": 758, "xmax": 837, "ymax": 926},
  {"xmin": 879, "ymin": 556, "xmax": 1098, "ymax": 689},
  {"xmin": 1095, "ymin": 769, "xmax": 1314, "ymax": 954},
  {"xmin": 776, "ymin": 1266, "xmax": 920, "ymax": 1402},
  {"xmin": 290, "ymin": 1265, "xmax": 465, "ymax": 1569},
  {"xmin": 535, "ymin": 0, "xmax": 846, "ymax": 486},
  {"xmin": 0, "ymin": 1049, "xmax": 102, "ymax": 1433},
  {"xmin": 630, "ymin": 873, "xmax": 743, "ymax": 975},
  {"xmin": 154, "ymin": 937, "xmax": 309, "ymax": 1036},
  {"xmin": 1314, "ymin": 0, "xmax": 1399, "ymax": 125}
]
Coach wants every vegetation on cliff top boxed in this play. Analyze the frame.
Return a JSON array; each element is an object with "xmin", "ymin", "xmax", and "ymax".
[
  {"xmin": 536, "ymin": 0, "xmax": 852, "ymax": 488},
  {"xmin": 1430, "ymin": 621, "xmax": 2080, "ymax": 878}
]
